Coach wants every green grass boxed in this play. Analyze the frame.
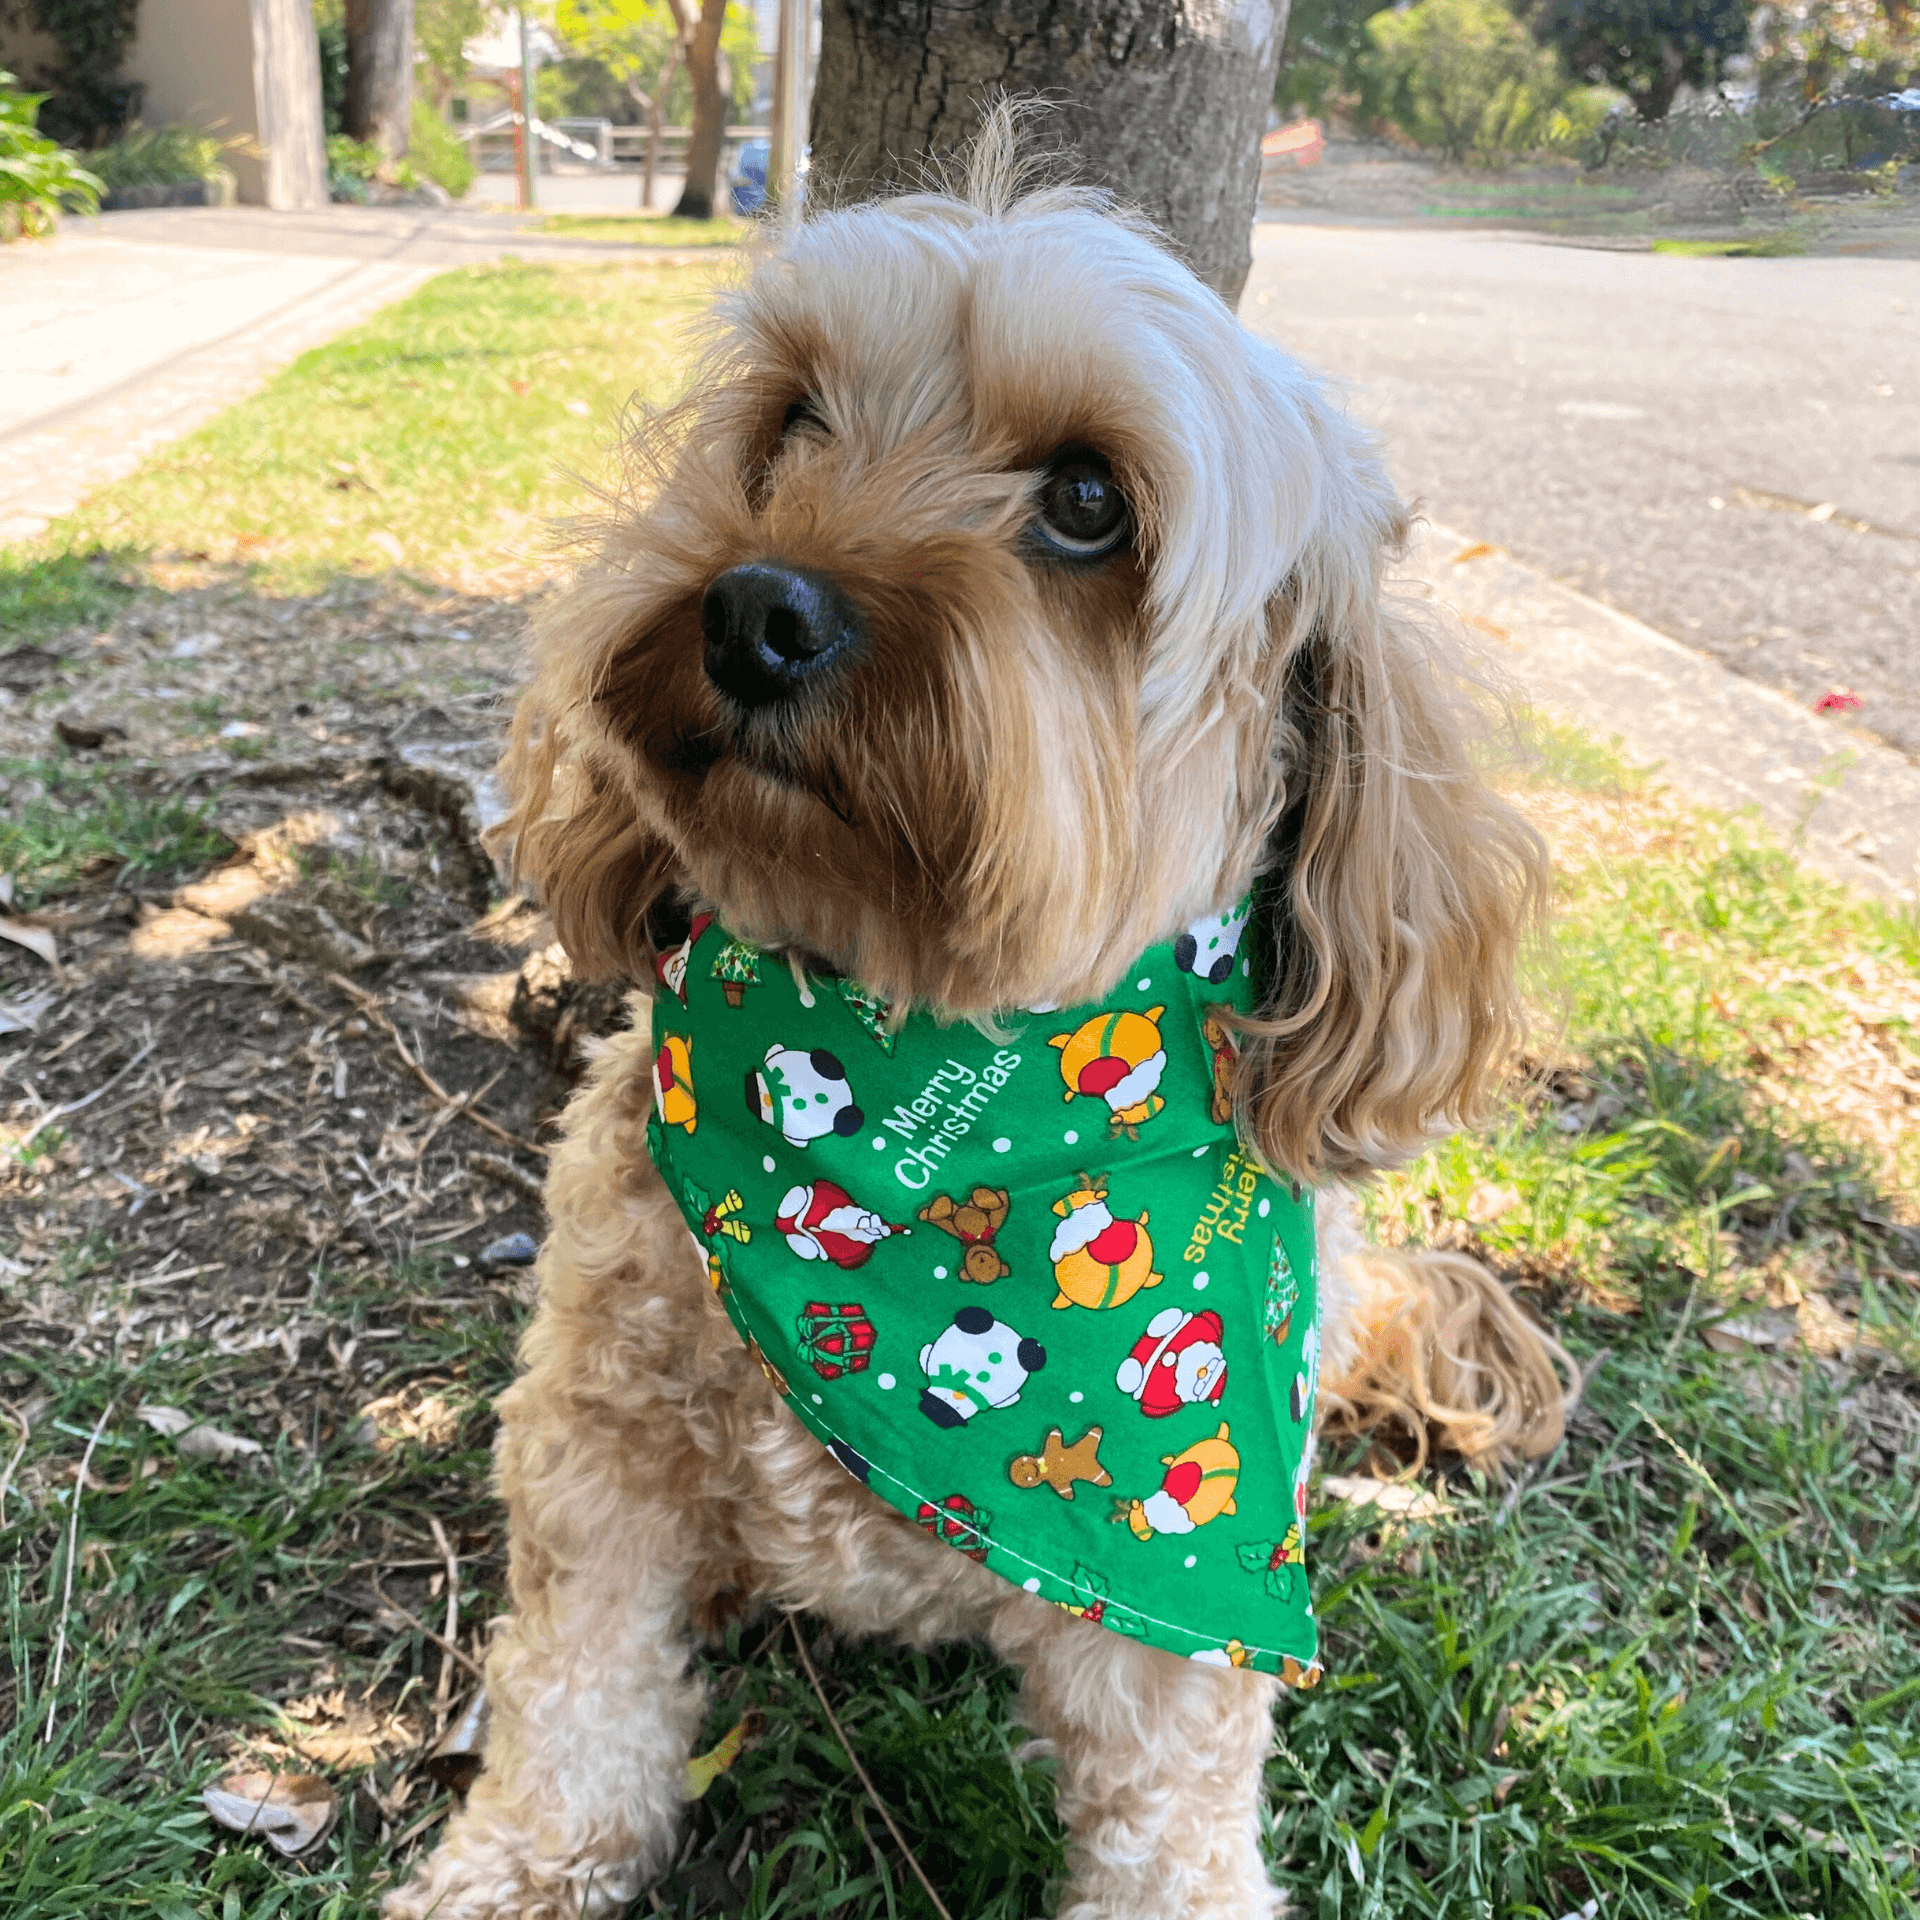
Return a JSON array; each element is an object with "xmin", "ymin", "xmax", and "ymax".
[
  {"xmin": 1650, "ymin": 228, "xmax": 1815, "ymax": 258},
  {"xmin": 536, "ymin": 211, "xmax": 752, "ymax": 247},
  {"xmin": 0, "ymin": 757, "xmax": 231, "ymax": 906},
  {"xmin": 0, "ymin": 258, "xmax": 722, "ymax": 636}
]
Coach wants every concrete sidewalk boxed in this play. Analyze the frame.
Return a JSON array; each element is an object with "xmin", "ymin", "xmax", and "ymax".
[
  {"xmin": 1399, "ymin": 522, "xmax": 1920, "ymax": 905},
  {"xmin": 0, "ymin": 204, "xmax": 699, "ymax": 543}
]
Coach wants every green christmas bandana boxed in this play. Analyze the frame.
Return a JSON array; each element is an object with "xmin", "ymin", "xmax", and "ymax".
[{"xmin": 644, "ymin": 904, "xmax": 1323, "ymax": 1684}]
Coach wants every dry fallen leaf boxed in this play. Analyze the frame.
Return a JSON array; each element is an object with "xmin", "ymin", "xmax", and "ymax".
[
  {"xmin": 137, "ymin": 1404, "xmax": 265, "ymax": 1462},
  {"xmin": 685, "ymin": 1709, "xmax": 764, "ymax": 1800},
  {"xmin": 0, "ymin": 989, "xmax": 58, "ymax": 1036},
  {"xmin": 1466, "ymin": 1181, "xmax": 1522, "ymax": 1226},
  {"xmin": 203, "ymin": 1769, "xmax": 339, "ymax": 1856},
  {"xmin": 0, "ymin": 916, "xmax": 58, "ymax": 968},
  {"xmin": 423, "ymin": 1687, "xmax": 491, "ymax": 1794},
  {"xmin": 1320, "ymin": 1475, "xmax": 1447, "ymax": 1521}
]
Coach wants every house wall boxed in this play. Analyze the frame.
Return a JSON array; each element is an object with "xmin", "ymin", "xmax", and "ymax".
[{"xmin": 0, "ymin": 0, "xmax": 325, "ymax": 209}]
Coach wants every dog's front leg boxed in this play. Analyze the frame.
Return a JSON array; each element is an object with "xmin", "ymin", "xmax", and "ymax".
[
  {"xmin": 387, "ymin": 1148, "xmax": 736, "ymax": 1919},
  {"xmin": 993, "ymin": 1600, "xmax": 1282, "ymax": 1920}
]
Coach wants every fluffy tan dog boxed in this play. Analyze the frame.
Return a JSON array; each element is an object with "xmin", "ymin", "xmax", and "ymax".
[{"xmin": 388, "ymin": 118, "xmax": 1574, "ymax": 1920}]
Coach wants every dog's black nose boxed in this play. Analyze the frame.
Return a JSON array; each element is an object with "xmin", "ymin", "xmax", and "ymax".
[{"xmin": 701, "ymin": 562, "xmax": 863, "ymax": 708}]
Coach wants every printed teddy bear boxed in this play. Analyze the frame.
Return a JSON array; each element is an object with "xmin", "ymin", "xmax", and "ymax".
[{"xmin": 916, "ymin": 1185, "xmax": 1013, "ymax": 1282}]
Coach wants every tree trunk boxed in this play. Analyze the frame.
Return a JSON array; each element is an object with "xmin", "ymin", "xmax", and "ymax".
[
  {"xmin": 672, "ymin": 0, "xmax": 729, "ymax": 219},
  {"xmin": 808, "ymin": 0, "xmax": 1289, "ymax": 303},
  {"xmin": 343, "ymin": 0, "xmax": 416, "ymax": 159}
]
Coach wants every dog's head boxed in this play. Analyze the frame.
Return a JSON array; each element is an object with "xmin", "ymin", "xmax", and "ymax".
[{"xmin": 503, "ymin": 129, "xmax": 1546, "ymax": 1181}]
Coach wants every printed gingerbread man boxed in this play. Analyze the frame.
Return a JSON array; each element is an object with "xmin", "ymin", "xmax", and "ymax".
[{"xmin": 1008, "ymin": 1426, "xmax": 1113, "ymax": 1501}]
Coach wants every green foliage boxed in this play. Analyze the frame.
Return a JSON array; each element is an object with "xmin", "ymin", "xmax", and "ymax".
[
  {"xmin": 314, "ymin": 9, "xmax": 349, "ymax": 136},
  {"xmin": 20, "ymin": 0, "xmax": 140, "ymax": 145},
  {"xmin": 416, "ymin": 0, "xmax": 486, "ymax": 96},
  {"xmin": 0, "ymin": 71, "xmax": 100, "ymax": 234},
  {"xmin": 409, "ymin": 95, "xmax": 476, "ymax": 196},
  {"xmin": 1534, "ymin": 0, "xmax": 1753, "ymax": 121},
  {"xmin": 1276, "ymin": 0, "xmax": 1400, "ymax": 123},
  {"xmin": 548, "ymin": 0, "xmax": 760, "ymax": 121},
  {"xmin": 0, "ymin": 758, "xmax": 231, "ymax": 905},
  {"xmin": 1364, "ymin": 0, "xmax": 1576, "ymax": 163},
  {"xmin": 86, "ymin": 121, "xmax": 232, "ymax": 187},
  {"xmin": 1752, "ymin": 0, "xmax": 1920, "ymax": 107}
]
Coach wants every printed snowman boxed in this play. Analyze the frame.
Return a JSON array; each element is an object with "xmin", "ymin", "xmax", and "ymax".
[
  {"xmin": 775, "ymin": 1180, "xmax": 908, "ymax": 1270},
  {"xmin": 1115, "ymin": 1306, "xmax": 1228, "ymax": 1417},
  {"xmin": 749, "ymin": 1044, "xmax": 863, "ymax": 1147},
  {"xmin": 1173, "ymin": 900, "xmax": 1251, "ymax": 985},
  {"xmin": 918, "ymin": 1306, "xmax": 1047, "ymax": 1429}
]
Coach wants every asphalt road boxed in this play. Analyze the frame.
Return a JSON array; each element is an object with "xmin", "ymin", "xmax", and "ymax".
[{"xmin": 1243, "ymin": 225, "xmax": 1920, "ymax": 762}]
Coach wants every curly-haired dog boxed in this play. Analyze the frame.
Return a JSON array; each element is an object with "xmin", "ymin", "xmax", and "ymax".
[{"xmin": 389, "ymin": 119, "xmax": 1575, "ymax": 1920}]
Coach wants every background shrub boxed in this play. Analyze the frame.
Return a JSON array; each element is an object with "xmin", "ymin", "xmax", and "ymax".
[
  {"xmin": 409, "ymin": 95, "xmax": 474, "ymax": 197},
  {"xmin": 86, "ymin": 120, "xmax": 232, "ymax": 187},
  {"xmin": 0, "ymin": 69, "xmax": 101, "ymax": 235},
  {"xmin": 1364, "ymin": 0, "xmax": 1576, "ymax": 162}
]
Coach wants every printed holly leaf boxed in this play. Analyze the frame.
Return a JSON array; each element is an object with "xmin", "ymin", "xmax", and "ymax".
[
  {"xmin": 1065, "ymin": 1561, "xmax": 1145, "ymax": 1637},
  {"xmin": 1236, "ymin": 1536, "xmax": 1303, "ymax": 1602}
]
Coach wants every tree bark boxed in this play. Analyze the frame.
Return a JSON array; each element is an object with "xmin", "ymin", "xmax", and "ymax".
[
  {"xmin": 808, "ymin": 0, "xmax": 1289, "ymax": 302},
  {"xmin": 343, "ymin": 0, "xmax": 416, "ymax": 160},
  {"xmin": 672, "ymin": 0, "xmax": 729, "ymax": 219}
]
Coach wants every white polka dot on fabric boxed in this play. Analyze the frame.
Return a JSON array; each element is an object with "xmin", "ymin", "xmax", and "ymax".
[
  {"xmin": 872, "ymin": 1136, "xmax": 886, "ymax": 1151},
  {"xmin": 810, "ymin": 1394, "xmax": 823, "ymax": 1405},
  {"xmin": 1137, "ymin": 978, "xmax": 1151, "ymax": 992},
  {"xmin": 1192, "ymin": 1145, "xmax": 1208, "ymax": 1158},
  {"xmin": 1023, "ymin": 1577, "xmax": 1042, "ymax": 1592},
  {"xmin": 934, "ymin": 1266, "xmax": 948, "ymax": 1280},
  {"xmin": 1064, "ymin": 1130, "xmax": 1078, "ymax": 1145},
  {"xmin": 992, "ymin": 1136, "xmax": 1011, "ymax": 1153},
  {"xmin": 878, "ymin": 1373, "xmax": 896, "ymax": 1390},
  {"xmin": 1184, "ymin": 1555, "xmax": 1197, "ymax": 1569},
  {"xmin": 762, "ymin": 1155, "xmax": 776, "ymax": 1173},
  {"xmin": 1258, "ymin": 1197, "xmax": 1271, "ymax": 1218},
  {"xmin": 1069, "ymin": 1390, "xmax": 1084, "ymax": 1404},
  {"xmin": 1193, "ymin": 1271, "xmax": 1210, "ymax": 1290},
  {"xmin": 1242, "ymin": 957, "xmax": 1251, "ymax": 975}
]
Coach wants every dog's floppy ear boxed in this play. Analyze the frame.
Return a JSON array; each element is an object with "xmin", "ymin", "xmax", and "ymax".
[
  {"xmin": 494, "ymin": 691, "xmax": 681, "ymax": 983},
  {"xmin": 1227, "ymin": 498, "xmax": 1548, "ymax": 1184}
]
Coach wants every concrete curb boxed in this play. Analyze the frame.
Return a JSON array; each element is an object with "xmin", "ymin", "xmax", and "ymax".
[{"xmin": 1397, "ymin": 521, "xmax": 1920, "ymax": 905}]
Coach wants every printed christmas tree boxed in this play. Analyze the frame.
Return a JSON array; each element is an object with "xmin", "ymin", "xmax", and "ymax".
[
  {"xmin": 1263, "ymin": 1235, "xmax": 1299, "ymax": 1347},
  {"xmin": 837, "ymin": 978, "xmax": 896, "ymax": 1054},
  {"xmin": 710, "ymin": 937, "xmax": 764, "ymax": 1007}
]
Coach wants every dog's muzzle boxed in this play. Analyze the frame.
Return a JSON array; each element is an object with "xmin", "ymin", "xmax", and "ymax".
[{"xmin": 701, "ymin": 562, "xmax": 864, "ymax": 710}]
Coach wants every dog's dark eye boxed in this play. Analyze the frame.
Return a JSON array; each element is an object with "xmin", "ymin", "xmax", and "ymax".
[
  {"xmin": 782, "ymin": 398, "xmax": 827, "ymax": 439},
  {"xmin": 1031, "ymin": 452, "xmax": 1129, "ymax": 561}
]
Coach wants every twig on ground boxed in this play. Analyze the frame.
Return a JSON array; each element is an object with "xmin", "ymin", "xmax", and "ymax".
[
  {"xmin": 370, "ymin": 1575, "xmax": 486, "ymax": 1681},
  {"xmin": 235, "ymin": 948, "xmax": 333, "ymax": 1025},
  {"xmin": 429, "ymin": 1515, "xmax": 462, "ymax": 1718},
  {"xmin": 44, "ymin": 1399, "xmax": 113, "ymax": 1742},
  {"xmin": 0, "ymin": 1402, "xmax": 31, "ymax": 1526},
  {"xmin": 326, "ymin": 974, "xmax": 546, "ymax": 1157},
  {"xmin": 782, "ymin": 1612, "xmax": 954, "ymax": 1920},
  {"xmin": 416, "ymin": 1066, "xmax": 508, "ymax": 1162},
  {"xmin": 13, "ymin": 1036, "xmax": 156, "ymax": 1153},
  {"xmin": 467, "ymin": 1151, "xmax": 547, "ymax": 1207}
]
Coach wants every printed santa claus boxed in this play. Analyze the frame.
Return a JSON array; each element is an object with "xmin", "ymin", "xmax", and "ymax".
[
  {"xmin": 1114, "ymin": 1306, "xmax": 1229, "ymax": 1417},
  {"xmin": 775, "ymin": 1181, "xmax": 907, "ymax": 1270}
]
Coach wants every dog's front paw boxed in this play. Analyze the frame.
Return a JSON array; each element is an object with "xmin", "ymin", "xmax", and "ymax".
[{"xmin": 383, "ymin": 1818, "xmax": 643, "ymax": 1920}]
